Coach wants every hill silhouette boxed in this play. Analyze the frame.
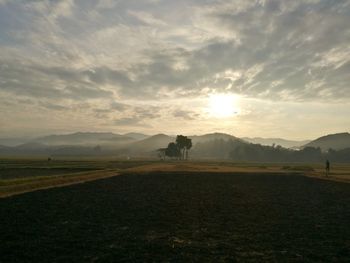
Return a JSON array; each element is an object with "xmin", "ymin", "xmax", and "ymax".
[
  {"xmin": 191, "ymin": 134, "xmax": 244, "ymax": 159},
  {"xmin": 126, "ymin": 134, "xmax": 175, "ymax": 154},
  {"xmin": 34, "ymin": 132, "xmax": 134, "ymax": 146},
  {"xmin": 0, "ymin": 131, "xmax": 350, "ymax": 162},
  {"xmin": 303, "ymin": 132, "xmax": 350, "ymax": 151},
  {"xmin": 124, "ymin": 133, "xmax": 149, "ymax": 140},
  {"xmin": 243, "ymin": 137, "xmax": 310, "ymax": 149},
  {"xmin": 190, "ymin": 132, "xmax": 241, "ymax": 144}
]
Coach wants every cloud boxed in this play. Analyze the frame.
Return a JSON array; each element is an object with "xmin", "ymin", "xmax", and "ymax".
[
  {"xmin": 38, "ymin": 101, "xmax": 68, "ymax": 111},
  {"xmin": 110, "ymin": 101, "xmax": 128, "ymax": 111},
  {"xmin": 114, "ymin": 117, "xmax": 150, "ymax": 128},
  {"xmin": 1, "ymin": 0, "xmax": 350, "ymax": 137},
  {"xmin": 0, "ymin": 58, "xmax": 115, "ymax": 100},
  {"xmin": 2, "ymin": 0, "xmax": 349, "ymax": 103},
  {"xmin": 128, "ymin": 10, "xmax": 167, "ymax": 27},
  {"xmin": 194, "ymin": 0, "xmax": 350, "ymax": 101},
  {"xmin": 173, "ymin": 110, "xmax": 198, "ymax": 120}
]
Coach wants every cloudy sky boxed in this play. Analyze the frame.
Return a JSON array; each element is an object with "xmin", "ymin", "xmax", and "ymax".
[{"xmin": 0, "ymin": 0, "xmax": 349, "ymax": 140}]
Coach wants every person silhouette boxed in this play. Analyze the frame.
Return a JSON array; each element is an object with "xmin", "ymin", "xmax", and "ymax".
[{"xmin": 325, "ymin": 160, "xmax": 330, "ymax": 177}]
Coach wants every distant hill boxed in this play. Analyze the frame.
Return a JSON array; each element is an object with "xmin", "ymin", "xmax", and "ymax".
[
  {"xmin": 127, "ymin": 134, "xmax": 175, "ymax": 153},
  {"xmin": 1, "ymin": 131, "xmax": 350, "ymax": 162},
  {"xmin": 123, "ymin": 132, "xmax": 149, "ymax": 140},
  {"xmin": 0, "ymin": 142, "xmax": 109, "ymax": 156},
  {"xmin": 303, "ymin": 132, "xmax": 350, "ymax": 151},
  {"xmin": 190, "ymin": 133, "xmax": 241, "ymax": 145},
  {"xmin": 33, "ymin": 132, "xmax": 134, "ymax": 146},
  {"xmin": 0, "ymin": 137, "xmax": 31, "ymax": 147},
  {"xmin": 116, "ymin": 133, "xmax": 242, "ymax": 157},
  {"xmin": 0, "ymin": 142, "xmax": 49, "ymax": 155},
  {"xmin": 0, "ymin": 132, "xmax": 166, "ymax": 156},
  {"xmin": 190, "ymin": 133, "xmax": 246, "ymax": 159},
  {"xmin": 0, "ymin": 145, "xmax": 11, "ymax": 150},
  {"xmin": 243, "ymin": 137, "xmax": 310, "ymax": 149},
  {"xmin": 16, "ymin": 142, "xmax": 48, "ymax": 150},
  {"xmin": 0, "ymin": 132, "xmax": 138, "ymax": 156}
]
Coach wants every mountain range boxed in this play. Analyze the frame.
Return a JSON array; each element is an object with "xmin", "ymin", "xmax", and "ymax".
[
  {"xmin": 242, "ymin": 137, "xmax": 310, "ymax": 149},
  {"xmin": 303, "ymin": 132, "xmax": 350, "ymax": 151},
  {"xmin": 0, "ymin": 131, "xmax": 349, "ymax": 159}
]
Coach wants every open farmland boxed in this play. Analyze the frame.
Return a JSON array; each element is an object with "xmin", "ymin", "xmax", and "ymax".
[
  {"xmin": 0, "ymin": 158, "xmax": 157, "ymax": 179},
  {"xmin": 0, "ymin": 158, "xmax": 158, "ymax": 197},
  {"xmin": 1, "ymin": 161, "xmax": 350, "ymax": 262}
]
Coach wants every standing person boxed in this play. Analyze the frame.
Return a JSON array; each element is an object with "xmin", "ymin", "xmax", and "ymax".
[{"xmin": 326, "ymin": 160, "xmax": 330, "ymax": 177}]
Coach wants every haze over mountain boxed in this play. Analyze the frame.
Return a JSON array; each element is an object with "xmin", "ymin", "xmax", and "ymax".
[
  {"xmin": 0, "ymin": 138, "xmax": 32, "ymax": 147},
  {"xmin": 33, "ymin": 132, "xmax": 134, "ymax": 146},
  {"xmin": 126, "ymin": 134, "xmax": 175, "ymax": 154},
  {"xmin": 243, "ymin": 137, "xmax": 310, "ymax": 149},
  {"xmin": 124, "ymin": 133, "xmax": 149, "ymax": 141},
  {"xmin": 303, "ymin": 132, "xmax": 350, "ymax": 151},
  {"xmin": 0, "ymin": 132, "xmax": 246, "ymax": 156},
  {"xmin": 190, "ymin": 133, "xmax": 241, "ymax": 145},
  {"xmin": 0, "ymin": 131, "xmax": 350, "ymax": 164}
]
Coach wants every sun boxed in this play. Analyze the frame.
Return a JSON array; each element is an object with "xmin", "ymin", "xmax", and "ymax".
[{"xmin": 208, "ymin": 93, "xmax": 239, "ymax": 118}]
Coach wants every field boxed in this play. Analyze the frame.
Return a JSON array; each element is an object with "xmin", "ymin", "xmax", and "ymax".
[
  {"xmin": 1, "ymin": 159, "xmax": 350, "ymax": 262},
  {"xmin": 0, "ymin": 158, "xmax": 155, "ymax": 197},
  {"xmin": 0, "ymin": 158, "xmax": 156, "ymax": 179}
]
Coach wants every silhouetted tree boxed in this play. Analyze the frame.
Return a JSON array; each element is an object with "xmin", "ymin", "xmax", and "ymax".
[
  {"xmin": 157, "ymin": 148, "xmax": 166, "ymax": 160},
  {"xmin": 175, "ymin": 135, "xmax": 192, "ymax": 160},
  {"xmin": 165, "ymin": 142, "xmax": 181, "ymax": 159},
  {"xmin": 184, "ymin": 137, "xmax": 192, "ymax": 160},
  {"xmin": 176, "ymin": 135, "xmax": 186, "ymax": 160}
]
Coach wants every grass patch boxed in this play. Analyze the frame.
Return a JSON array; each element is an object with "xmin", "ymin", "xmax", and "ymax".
[
  {"xmin": 0, "ymin": 167, "xmax": 100, "ymax": 179},
  {"xmin": 0, "ymin": 159, "xmax": 157, "ymax": 180}
]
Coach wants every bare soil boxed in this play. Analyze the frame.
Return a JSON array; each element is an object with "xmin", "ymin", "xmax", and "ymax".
[{"xmin": 1, "ymin": 170, "xmax": 350, "ymax": 262}]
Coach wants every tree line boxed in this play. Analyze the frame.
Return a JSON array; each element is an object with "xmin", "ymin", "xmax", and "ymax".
[
  {"xmin": 158, "ymin": 135, "xmax": 192, "ymax": 160},
  {"xmin": 158, "ymin": 136, "xmax": 350, "ymax": 163},
  {"xmin": 191, "ymin": 138, "xmax": 350, "ymax": 163}
]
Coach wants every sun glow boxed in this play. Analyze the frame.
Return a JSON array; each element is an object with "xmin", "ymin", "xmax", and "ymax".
[{"xmin": 208, "ymin": 93, "xmax": 239, "ymax": 118}]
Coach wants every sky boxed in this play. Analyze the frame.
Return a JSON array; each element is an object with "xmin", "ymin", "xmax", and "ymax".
[{"xmin": 0, "ymin": 0, "xmax": 349, "ymax": 140}]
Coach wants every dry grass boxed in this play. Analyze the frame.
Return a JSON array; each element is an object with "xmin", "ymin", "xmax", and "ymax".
[
  {"xmin": 0, "ymin": 169, "xmax": 119, "ymax": 198},
  {"xmin": 124, "ymin": 161, "xmax": 350, "ymax": 183},
  {"xmin": 124, "ymin": 162, "xmax": 279, "ymax": 174},
  {"xmin": 1, "ymin": 160, "xmax": 349, "ymax": 198},
  {"xmin": 306, "ymin": 167, "xmax": 350, "ymax": 183}
]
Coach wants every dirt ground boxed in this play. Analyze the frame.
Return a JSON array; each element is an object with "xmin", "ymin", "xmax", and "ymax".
[
  {"xmin": 124, "ymin": 162, "xmax": 350, "ymax": 183},
  {"xmin": 1, "ymin": 168, "xmax": 350, "ymax": 262}
]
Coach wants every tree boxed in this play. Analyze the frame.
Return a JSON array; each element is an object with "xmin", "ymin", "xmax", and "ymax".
[
  {"xmin": 175, "ymin": 135, "xmax": 192, "ymax": 160},
  {"xmin": 157, "ymin": 148, "xmax": 166, "ymax": 160},
  {"xmin": 165, "ymin": 142, "xmax": 181, "ymax": 159},
  {"xmin": 176, "ymin": 135, "xmax": 186, "ymax": 160},
  {"xmin": 184, "ymin": 137, "xmax": 192, "ymax": 160}
]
